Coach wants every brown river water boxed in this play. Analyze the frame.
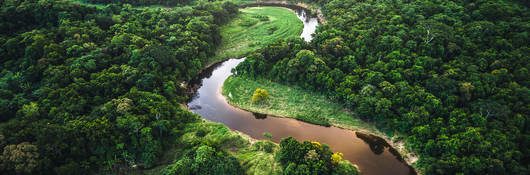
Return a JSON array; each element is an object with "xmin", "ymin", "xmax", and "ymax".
[{"xmin": 187, "ymin": 7, "xmax": 416, "ymax": 175}]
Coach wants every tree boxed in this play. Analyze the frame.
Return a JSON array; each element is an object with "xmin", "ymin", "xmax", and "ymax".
[
  {"xmin": 251, "ymin": 88, "xmax": 269, "ymax": 103},
  {"xmin": 263, "ymin": 132, "xmax": 273, "ymax": 139},
  {"xmin": 0, "ymin": 142, "xmax": 39, "ymax": 174},
  {"xmin": 459, "ymin": 82, "xmax": 474, "ymax": 101},
  {"xmin": 278, "ymin": 137, "xmax": 352, "ymax": 174},
  {"xmin": 331, "ymin": 152, "xmax": 343, "ymax": 165}
]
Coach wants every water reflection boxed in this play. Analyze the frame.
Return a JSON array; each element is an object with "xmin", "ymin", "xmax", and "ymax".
[
  {"xmin": 243, "ymin": 3, "xmax": 318, "ymax": 42},
  {"xmin": 356, "ymin": 132, "xmax": 388, "ymax": 155},
  {"xmin": 356, "ymin": 132, "xmax": 417, "ymax": 175},
  {"xmin": 292, "ymin": 8, "xmax": 318, "ymax": 42},
  {"xmin": 252, "ymin": 112, "xmax": 267, "ymax": 119}
]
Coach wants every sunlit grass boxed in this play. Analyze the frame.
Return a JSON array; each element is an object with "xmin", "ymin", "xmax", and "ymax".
[
  {"xmin": 237, "ymin": 140, "xmax": 282, "ymax": 175},
  {"xmin": 209, "ymin": 6, "xmax": 303, "ymax": 64},
  {"xmin": 222, "ymin": 76, "xmax": 386, "ymax": 136}
]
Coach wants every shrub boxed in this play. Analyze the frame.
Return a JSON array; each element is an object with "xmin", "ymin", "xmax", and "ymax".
[
  {"xmin": 332, "ymin": 161, "xmax": 359, "ymax": 175},
  {"xmin": 331, "ymin": 152, "xmax": 343, "ymax": 165},
  {"xmin": 252, "ymin": 14, "xmax": 269, "ymax": 21},
  {"xmin": 164, "ymin": 145, "xmax": 244, "ymax": 175},
  {"xmin": 251, "ymin": 88, "xmax": 269, "ymax": 103},
  {"xmin": 268, "ymin": 26, "xmax": 278, "ymax": 34},
  {"xmin": 295, "ymin": 113, "xmax": 331, "ymax": 127},
  {"xmin": 240, "ymin": 18, "xmax": 258, "ymax": 27},
  {"xmin": 263, "ymin": 132, "xmax": 273, "ymax": 139},
  {"xmin": 253, "ymin": 140, "xmax": 276, "ymax": 153}
]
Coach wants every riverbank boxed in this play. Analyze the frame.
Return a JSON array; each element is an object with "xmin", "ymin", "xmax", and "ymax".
[
  {"xmin": 240, "ymin": 1, "xmax": 326, "ymax": 24},
  {"xmin": 208, "ymin": 6, "xmax": 303, "ymax": 66},
  {"xmin": 222, "ymin": 76, "xmax": 387, "ymax": 135},
  {"xmin": 222, "ymin": 76, "xmax": 420, "ymax": 173},
  {"xmin": 184, "ymin": 6, "xmax": 303, "ymax": 98}
]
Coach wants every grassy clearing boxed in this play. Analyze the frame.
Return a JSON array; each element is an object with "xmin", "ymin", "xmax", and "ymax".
[
  {"xmin": 222, "ymin": 76, "xmax": 385, "ymax": 136},
  {"xmin": 209, "ymin": 6, "xmax": 303, "ymax": 64}
]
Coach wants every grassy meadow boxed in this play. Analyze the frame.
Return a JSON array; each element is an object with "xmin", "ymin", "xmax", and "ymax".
[
  {"xmin": 222, "ymin": 76, "xmax": 386, "ymax": 136},
  {"xmin": 209, "ymin": 6, "xmax": 303, "ymax": 64}
]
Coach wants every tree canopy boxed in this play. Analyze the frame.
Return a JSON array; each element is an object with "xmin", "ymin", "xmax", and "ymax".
[
  {"xmin": 0, "ymin": 0, "xmax": 238, "ymax": 174},
  {"xmin": 234, "ymin": 0, "xmax": 530, "ymax": 174}
]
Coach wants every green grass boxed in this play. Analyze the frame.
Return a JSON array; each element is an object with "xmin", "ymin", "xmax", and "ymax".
[
  {"xmin": 237, "ymin": 140, "xmax": 282, "ymax": 175},
  {"xmin": 208, "ymin": 6, "xmax": 303, "ymax": 64},
  {"xmin": 222, "ymin": 76, "xmax": 386, "ymax": 136}
]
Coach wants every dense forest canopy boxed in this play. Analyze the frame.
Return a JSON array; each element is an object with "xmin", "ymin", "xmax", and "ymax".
[
  {"xmin": 0, "ymin": 0, "xmax": 239, "ymax": 174},
  {"xmin": 81, "ymin": 0, "xmax": 194, "ymax": 6},
  {"xmin": 0, "ymin": 0, "xmax": 528, "ymax": 174},
  {"xmin": 234, "ymin": 0, "xmax": 529, "ymax": 174}
]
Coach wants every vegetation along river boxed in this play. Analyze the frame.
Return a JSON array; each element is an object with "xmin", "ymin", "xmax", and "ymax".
[{"xmin": 187, "ymin": 6, "xmax": 415, "ymax": 175}]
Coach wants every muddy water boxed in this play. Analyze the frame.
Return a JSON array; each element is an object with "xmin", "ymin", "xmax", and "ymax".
[{"xmin": 187, "ymin": 7, "xmax": 415, "ymax": 175}]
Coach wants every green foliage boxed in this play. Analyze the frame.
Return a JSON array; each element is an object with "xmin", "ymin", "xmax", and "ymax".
[
  {"xmin": 278, "ymin": 137, "xmax": 358, "ymax": 175},
  {"xmin": 81, "ymin": 0, "xmax": 194, "ymax": 7},
  {"xmin": 251, "ymin": 88, "xmax": 269, "ymax": 103},
  {"xmin": 160, "ymin": 121, "xmax": 254, "ymax": 175},
  {"xmin": 20, "ymin": 102, "xmax": 39, "ymax": 118},
  {"xmin": 253, "ymin": 140, "xmax": 275, "ymax": 153},
  {"xmin": 332, "ymin": 161, "xmax": 359, "ymax": 175},
  {"xmin": 213, "ymin": 6, "xmax": 303, "ymax": 63},
  {"xmin": 252, "ymin": 14, "xmax": 270, "ymax": 21},
  {"xmin": 163, "ymin": 145, "xmax": 244, "ymax": 175},
  {"xmin": 179, "ymin": 122, "xmax": 247, "ymax": 149},
  {"xmin": 330, "ymin": 152, "xmax": 343, "ymax": 165},
  {"xmin": 236, "ymin": 140, "xmax": 282, "ymax": 175},
  {"xmin": 223, "ymin": 76, "xmax": 382, "ymax": 132},
  {"xmin": 234, "ymin": 0, "xmax": 530, "ymax": 174},
  {"xmin": 240, "ymin": 17, "xmax": 259, "ymax": 27},
  {"xmin": 0, "ymin": 0, "xmax": 239, "ymax": 173},
  {"xmin": 295, "ymin": 113, "xmax": 330, "ymax": 127},
  {"xmin": 263, "ymin": 132, "xmax": 273, "ymax": 139},
  {"xmin": 0, "ymin": 142, "xmax": 39, "ymax": 174}
]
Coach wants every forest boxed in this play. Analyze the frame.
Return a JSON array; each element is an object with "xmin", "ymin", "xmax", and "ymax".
[
  {"xmin": 0, "ymin": 0, "xmax": 355, "ymax": 174},
  {"xmin": 0, "ymin": 0, "xmax": 528, "ymax": 174},
  {"xmin": 0, "ymin": 0, "xmax": 240, "ymax": 174},
  {"xmin": 81, "ymin": 0, "xmax": 194, "ymax": 6},
  {"xmin": 234, "ymin": 0, "xmax": 530, "ymax": 174}
]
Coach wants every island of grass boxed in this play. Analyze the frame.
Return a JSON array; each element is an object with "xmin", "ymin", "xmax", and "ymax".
[
  {"xmin": 222, "ymin": 76, "xmax": 387, "ymax": 137},
  {"xmin": 208, "ymin": 6, "xmax": 303, "ymax": 64}
]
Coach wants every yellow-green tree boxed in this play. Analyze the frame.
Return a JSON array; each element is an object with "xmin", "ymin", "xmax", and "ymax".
[
  {"xmin": 251, "ymin": 88, "xmax": 269, "ymax": 103},
  {"xmin": 331, "ymin": 152, "xmax": 343, "ymax": 164}
]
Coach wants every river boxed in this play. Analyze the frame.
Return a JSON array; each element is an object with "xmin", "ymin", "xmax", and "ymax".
[{"xmin": 187, "ymin": 7, "xmax": 415, "ymax": 175}]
